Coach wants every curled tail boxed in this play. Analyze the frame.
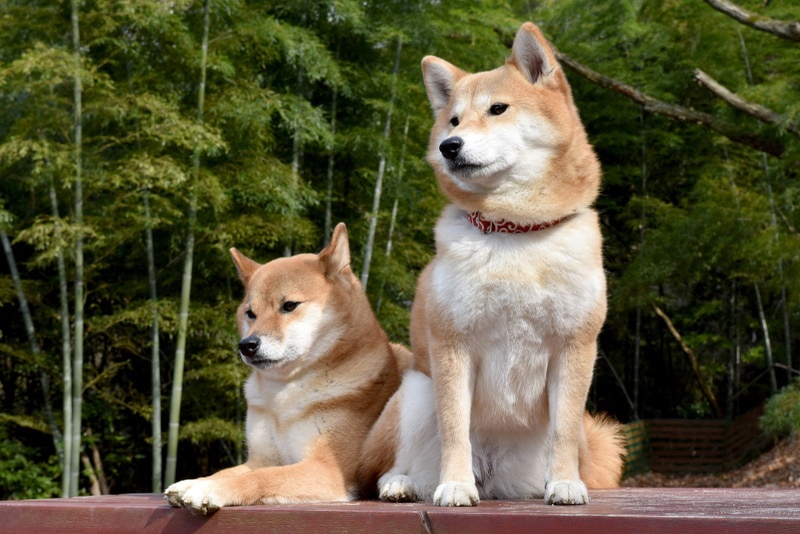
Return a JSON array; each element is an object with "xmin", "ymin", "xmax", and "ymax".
[{"xmin": 580, "ymin": 412, "xmax": 626, "ymax": 488}]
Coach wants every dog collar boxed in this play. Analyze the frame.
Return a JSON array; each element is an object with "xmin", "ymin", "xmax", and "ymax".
[{"xmin": 467, "ymin": 211, "xmax": 564, "ymax": 234}]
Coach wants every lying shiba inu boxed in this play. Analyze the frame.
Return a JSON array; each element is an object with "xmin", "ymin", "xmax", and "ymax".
[
  {"xmin": 165, "ymin": 223, "xmax": 408, "ymax": 514},
  {"xmin": 362, "ymin": 22, "xmax": 624, "ymax": 507}
]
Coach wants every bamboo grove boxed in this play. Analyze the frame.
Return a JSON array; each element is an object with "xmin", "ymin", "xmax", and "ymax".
[{"xmin": 0, "ymin": 0, "xmax": 798, "ymax": 498}]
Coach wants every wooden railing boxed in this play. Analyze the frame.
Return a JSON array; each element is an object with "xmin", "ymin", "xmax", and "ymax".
[
  {"xmin": 2, "ymin": 489, "xmax": 799, "ymax": 532},
  {"xmin": 623, "ymin": 405, "xmax": 771, "ymax": 476}
]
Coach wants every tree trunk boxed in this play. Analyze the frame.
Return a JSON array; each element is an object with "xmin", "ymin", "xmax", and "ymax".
[
  {"xmin": 324, "ymin": 86, "xmax": 338, "ymax": 245},
  {"xmin": 754, "ymin": 283, "xmax": 778, "ymax": 393},
  {"xmin": 143, "ymin": 189, "xmax": 162, "ymax": 492},
  {"xmin": 69, "ymin": 0, "xmax": 84, "ymax": 498},
  {"xmin": 764, "ymin": 169, "xmax": 792, "ymax": 385},
  {"xmin": 556, "ymin": 52, "xmax": 784, "ymax": 157},
  {"xmin": 702, "ymin": 0, "xmax": 800, "ymax": 42},
  {"xmin": 740, "ymin": 25, "xmax": 792, "ymax": 387},
  {"xmin": 285, "ymin": 13, "xmax": 308, "ymax": 257},
  {"xmin": 165, "ymin": 0, "xmax": 210, "ymax": 488},
  {"xmin": 376, "ymin": 116, "xmax": 409, "ymax": 315},
  {"xmin": 48, "ymin": 178, "xmax": 72, "ymax": 497},
  {"xmin": 633, "ymin": 107, "xmax": 647, "ymax": 421},
  {"xmin": 651, "ymin": 303, "xmax": 724, "ymax": 417},
  {"xmin": 361, "ymin": 36, "xmax": 402, "ymax": 290},
  {"xmin": 1, "ymin": 230, "xmax": 62, "ymax": 454},
  {"xmin": 323, "ymin": 43, "xmax": 340, "ymax": 245},
  {"xmin": 724, "ymin": 147, "xmax": 742, "ymax": 416},
  {"xmin": 727, "ymin": 279, "xmax": 740, "ymax": 418},
  {"xmin": 693, "ymin": 69, "xmax": 798, "ymax": 136}
]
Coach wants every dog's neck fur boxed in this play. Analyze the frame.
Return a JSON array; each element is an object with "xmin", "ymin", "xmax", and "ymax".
[{"xmin": 466, "ymin": 211, "xmax": 564, "ymax": 234}]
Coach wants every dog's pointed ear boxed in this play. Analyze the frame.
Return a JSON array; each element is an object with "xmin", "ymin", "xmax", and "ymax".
[
  {"xmin": 230, "ymin": 248, "xmax": 261, "ymax": 285},
  {"xmin": 320, "ymin": 222, "xmax": 353, "ymax": 280},
  {"xmin": 509, "ymin": 22, "xmax": 562, "ymax": 87},
  {"xmin": 422, "ymin": 56, "xmax": 467, "ymax": 116}
]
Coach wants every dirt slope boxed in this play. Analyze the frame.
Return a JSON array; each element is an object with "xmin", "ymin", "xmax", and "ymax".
[{"xmin": 623, "ymin": 437, "xmax": 800, "ymax": 488}]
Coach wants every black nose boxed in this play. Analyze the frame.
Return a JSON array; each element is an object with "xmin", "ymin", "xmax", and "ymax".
[
  {"xmin": 439, "ymin": 136, "xmax": 463, "ymax": 160},
  {"xmin": 238, "ymin": 335, "xmax": 260, "ymax": 359}
]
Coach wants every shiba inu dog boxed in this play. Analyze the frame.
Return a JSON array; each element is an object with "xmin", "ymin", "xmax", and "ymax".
[
  {"xmin": 165, "ymin": 223, "xmax": 409, "ymax": 514},
  {"xmin": 361, "ymin": 22, "xmax": 624, "ymax": 507}
]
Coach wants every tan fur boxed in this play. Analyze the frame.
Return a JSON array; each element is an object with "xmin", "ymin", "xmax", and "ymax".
[
  {"xmin": 373, "ymin": 22, "xmax": 624, "ymax": 507},
  {"xmin": 165, "ymin": 223, "xmax": 406, "ymax": 514}
]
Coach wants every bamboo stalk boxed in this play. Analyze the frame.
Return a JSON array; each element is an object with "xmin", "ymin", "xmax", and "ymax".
[
  {"xmin": 361, "ymin": 35, "xmax": 402, "ymax": 290},
  {"xmin": 49, "ymin": 177, "xmax": 73, "ymax": 498},
  {"xmin": 143, "ymin": 189, "xmax": 162, "ymax": 492},
  {"xmin": 165, "ymin": 0, "xmax": 211, "ymax": 488},
  {"xmin": 69, "ymin": 0, "xmax": 84, "ymax": 498}
]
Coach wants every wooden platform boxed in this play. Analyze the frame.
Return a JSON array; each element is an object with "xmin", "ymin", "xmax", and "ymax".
[{"xmin": 2, "ymin": 488, "xmax": 799, "ymax": 533}]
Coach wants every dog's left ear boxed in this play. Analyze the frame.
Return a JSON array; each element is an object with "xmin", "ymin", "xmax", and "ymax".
[
  {"xmin": 320, "ymin": 222, "xmax": 353, "ymax": 281},
  {"xmin": 509, "ymin": 22, "xmax": 563, "ymax": 87},
  {"xmin": 230, "ymin": 248, "xmax": 261, "ymax": 285}
]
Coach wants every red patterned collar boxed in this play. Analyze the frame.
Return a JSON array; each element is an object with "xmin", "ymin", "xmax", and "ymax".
[{"xmin": 467, "ymin": 211, "xmax": 564, "ymax": 234}]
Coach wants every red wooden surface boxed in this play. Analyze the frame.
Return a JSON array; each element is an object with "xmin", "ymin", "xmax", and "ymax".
[{"xmin": 1, "ymin": 488, "xmax": 799, "ymax": 533}]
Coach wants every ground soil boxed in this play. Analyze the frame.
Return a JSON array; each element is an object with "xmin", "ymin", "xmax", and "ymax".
[{"xmin": 622, "ymin": 437, "xmax": 800, "ymax": 488}]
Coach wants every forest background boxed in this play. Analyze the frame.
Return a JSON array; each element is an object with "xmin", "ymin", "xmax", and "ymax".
[{"xmin": 1, "ymin": 0, "xmax": 799, "ymax": 499}]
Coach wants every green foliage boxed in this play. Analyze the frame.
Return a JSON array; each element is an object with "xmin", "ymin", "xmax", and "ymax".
[
  {"xmin": 0, "ymin": 426, "xmax": 60, "ymax": 500},
  {"xmin": 180, "ymin": 417, "xmax": 243, "ymax": 448},
  {"xmin": 761, "ymin": 380, "xmax": 800, "ymax": 438}
]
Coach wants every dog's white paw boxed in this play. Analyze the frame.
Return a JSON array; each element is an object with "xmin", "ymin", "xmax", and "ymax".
[
  {"xmin": 545, "ymin": 479, "xmax": 589, "ymax": 505},
  {"xmin": 433, "ymin": 481, "xmax": 479, "ymax": 507},
  {"xmin": 379, "ymin": 474, "xmax": 418, "ymax": 502},
  {"xmin": 171, "ymin": 479, "xmax": 228, "ymax": 515},
  {"xmin": 164, "ymin": 478, "xmax": 200, "ymax": 508}
]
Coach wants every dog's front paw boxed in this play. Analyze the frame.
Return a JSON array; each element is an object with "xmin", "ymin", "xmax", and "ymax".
[
  {"xmin": 171, "ymin": 479, "xmax": 228, "ymax": 515},
  {"xmin": 545, "ymin": 479, "xmax": 589, "ymax": 505},
  {"xmin": 164, "ymin": 478, "xmax": 201, "ymax": 508},
  {"xmin": 379, "ymin": 474, "xmax": 418, "ymax": 502},
  {"xmin": 433, "ymin": 481, "xmax": 479, "ymax": 507}
]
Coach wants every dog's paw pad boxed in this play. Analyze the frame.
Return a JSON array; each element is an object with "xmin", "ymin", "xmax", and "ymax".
[
  {"xmin": 545, "ymin": 479, "xmax": 588, "ymax": 505},
  {"xmin": 433, "ymin": 481, "xmax": 479, "ymax": 507},
  {"xmin": 379, "ymin": 474, "xmax": 418, "ymax": 502}
]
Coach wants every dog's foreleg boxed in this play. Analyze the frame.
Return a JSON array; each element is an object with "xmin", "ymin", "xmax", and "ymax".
[
  {"xmin": 164, "ymin": 463, "xmax": 259, "ymax": 508},
  {"xmin": 167, "ymin": 455, "xmax": 351, "ymax": 515},
  {"xmin": 430, "ymin": 340, "xmax": 478, "ymax": 507},
  {"xmin": 544, "ymin": 340, "xmax": 597, "ymax": 505}
]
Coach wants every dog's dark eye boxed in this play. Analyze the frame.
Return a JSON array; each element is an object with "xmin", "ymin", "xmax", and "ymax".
[
  {"xmin": 489, "ymin": 103, "xmax": 508, "ymax": 116},
  {"xmin": 450, "ymin": 116, "xmax": 459, "ymax": 127},
  {"xmin": 245, "ymin": 309, "xmax": 256, "ymax": 320},
  {"xmin": 281, "ymin": 301, "xmax": 299, "ymax": 313}
]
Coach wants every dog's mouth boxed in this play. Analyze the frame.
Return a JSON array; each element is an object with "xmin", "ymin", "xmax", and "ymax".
[
  {"xmin": 241, "ymin": 355, "xmax": 282, "ymax": 369},
  {"xmin": 447, "ymin": 161, "xmax": 484, "ymax": 180},
  {"xmin": 447, "ymin": 159, "xmax": 483, "ymax": 176}
]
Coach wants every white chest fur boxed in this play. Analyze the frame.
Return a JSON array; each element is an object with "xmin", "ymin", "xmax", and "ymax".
[
  {"xmin": 242, "ymin": 373, "xmax": 324, "ymax": 466},
  {"xmin": 429, "ymin": 205, "xmax": 605, "ymax": 430}
]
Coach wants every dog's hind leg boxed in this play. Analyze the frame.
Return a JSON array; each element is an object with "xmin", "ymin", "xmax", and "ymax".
[{"xmin": 375, "ymin": 370, "xmax": 440, "ymax": 502}]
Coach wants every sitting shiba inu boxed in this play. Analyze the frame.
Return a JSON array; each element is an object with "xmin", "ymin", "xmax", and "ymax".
[
  {"xmin": 361, "ymin": 22, "xmax": 624, "ymax": 507},
  {"xmin": 165, "ymin": 223, "xmax": 409, "ymax": 514}
]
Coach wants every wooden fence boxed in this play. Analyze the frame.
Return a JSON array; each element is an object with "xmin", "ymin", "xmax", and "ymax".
[{"xmin": 622, "ymin": 405, "xmax": 771, "ymax": 476}]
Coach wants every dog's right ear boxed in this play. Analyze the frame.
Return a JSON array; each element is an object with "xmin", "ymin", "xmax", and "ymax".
[
  {"xmin": 421, "ymin": 56, "xmax": 467, "ymax": 116},
  {"xmin": 320, "ymin": 222, "xmax": 353, "ymax": 282},
  {"xmin": 230, "ymin": 248, "xmax": 261, "ymax": 285}
]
